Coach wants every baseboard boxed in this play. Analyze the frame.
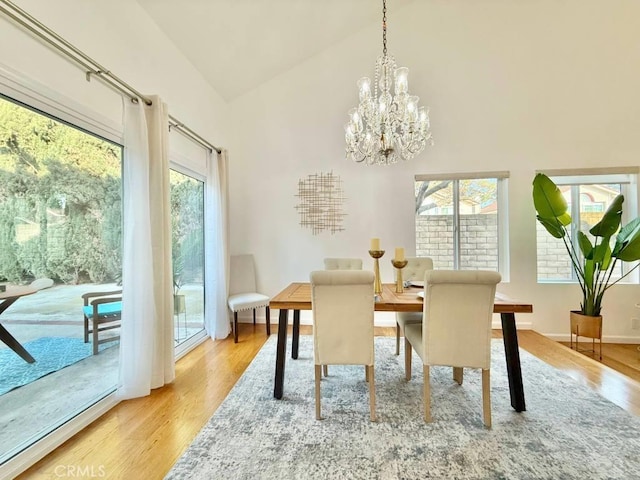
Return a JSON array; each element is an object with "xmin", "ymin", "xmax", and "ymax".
[{"xmin": 0, "ymin": 393, "xmax": 118, "ymax": 479}]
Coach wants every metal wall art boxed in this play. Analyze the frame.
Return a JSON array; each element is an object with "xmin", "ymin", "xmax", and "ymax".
[{"xmin": 295, "ymin": 172, "xmax": 346, "ymax": 235}]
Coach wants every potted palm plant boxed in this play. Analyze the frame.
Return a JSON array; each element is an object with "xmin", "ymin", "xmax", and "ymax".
[{"xmin": 533, "ymin": 173, "xmax": 640, "ymax": 351}]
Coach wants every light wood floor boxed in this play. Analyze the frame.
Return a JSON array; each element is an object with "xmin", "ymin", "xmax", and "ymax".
[{"xmin": 17, "ymin": 325, "xmax": 640, "ymax": 479}]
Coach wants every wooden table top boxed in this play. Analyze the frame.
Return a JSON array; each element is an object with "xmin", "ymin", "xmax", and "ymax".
[
  {"xmin": 0, "ymin": 286, "xmax": 37, "ymax": 301},
  {"xmin": 269, "ymin": 282, "xmax": 533, "ymax": 314}
]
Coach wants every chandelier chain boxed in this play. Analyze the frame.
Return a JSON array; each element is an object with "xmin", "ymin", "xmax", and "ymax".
[{"xmin": 382, "ymin": 0, "xmax": 387, "ymax": 56}]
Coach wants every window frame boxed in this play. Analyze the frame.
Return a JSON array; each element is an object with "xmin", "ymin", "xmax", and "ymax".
[
  {"xmin": 414, "ymin": 171, "xmax": 510, "ymax": 279},
  {"xmin": 536, "ymin": 168, "xmax": 640, "ymax": 284}
]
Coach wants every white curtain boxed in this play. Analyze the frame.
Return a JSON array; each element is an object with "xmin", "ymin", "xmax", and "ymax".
[
  {"xmin": 118, "ymin": 95, "xmax": 175, "ymax": 400},
  {"xmin": 205, "ymin": 148, "xmax": 230, "ymax": 339}
]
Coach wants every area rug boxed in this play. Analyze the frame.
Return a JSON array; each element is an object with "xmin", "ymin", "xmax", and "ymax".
[
  {"xmin": 0, "ymin": 337, "xmax": 116, "ymax": 395},
  {"xmin": 166, "ymin": 336, "xmax": 640, "ymax": 480}
]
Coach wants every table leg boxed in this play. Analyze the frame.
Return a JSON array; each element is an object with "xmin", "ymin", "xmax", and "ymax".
[
  {"xmin": 292, "ymin": 310, "xmax": 300, "ymax": 359},
  {"xmin": 274, "ymin": 308, "xmax": 289, "ymax": 399},
  {"xmin": 501, "ymin": 312, "xmax": 526, "ymax": 412},
  {"xmin": 0, "ymin": 323, "xmax": 36, "ymax": 363},
  {"xmin": 0, "ymin": 296, "xmax": 36, "ymax": 363}
]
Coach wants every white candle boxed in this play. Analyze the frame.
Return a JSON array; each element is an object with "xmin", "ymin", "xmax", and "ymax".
[
  {"xmin": 370, "ymin": 238, "xmax": 380, "ymax": 251},
  {"xmin": 395, "ymin": 247, "xmax": 405, "ymax": 261}
]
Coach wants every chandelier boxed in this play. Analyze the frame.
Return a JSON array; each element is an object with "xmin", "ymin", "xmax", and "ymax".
[{"xmin": 345, "ymin": 0, "xmax": 433, "ymax": 165}]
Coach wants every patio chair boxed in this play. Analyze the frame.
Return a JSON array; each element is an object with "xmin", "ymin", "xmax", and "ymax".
[{"xmin": 82, "ymin": 289, "xmax": 123, "ymax": 355}]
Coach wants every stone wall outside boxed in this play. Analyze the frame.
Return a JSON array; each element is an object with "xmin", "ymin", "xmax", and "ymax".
[{"xmin": 415, "ymin": 214, "xmax": 498, "ymax": 270}]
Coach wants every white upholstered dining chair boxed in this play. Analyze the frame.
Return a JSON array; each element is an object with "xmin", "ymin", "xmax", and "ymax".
[
  {"xmin": 321, "ymin": 257, "xmax": 364, "ymax": 376},
  {"xmin": 228, "ymin": 254, "xmax": 270, "ymax": 343},
  {"xmin": 395, "ymin": 257, "xmax": 433, "ymax": 355},
  {"xmin": 323, "ymin": 258, "xmax": 363, "ymax": 270},
  {"xmin": 404, "ymin": 269, "xmax": 501, "ymax": 427},
  {"xmin": 310, "ymin": 270, "xmax": 376, "ymax": 421}
]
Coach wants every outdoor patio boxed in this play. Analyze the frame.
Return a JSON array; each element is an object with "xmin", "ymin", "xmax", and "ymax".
[{"xmin": 0, "ymin": 283, "xmax": 204, "ymax": 463}]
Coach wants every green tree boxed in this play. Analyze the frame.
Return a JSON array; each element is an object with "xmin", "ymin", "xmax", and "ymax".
[{"xmin": 0, "ymin": 96, "xmax": 122, "ymax": 284}]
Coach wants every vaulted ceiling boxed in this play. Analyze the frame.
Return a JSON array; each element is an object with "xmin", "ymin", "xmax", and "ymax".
[{"xmin": 136, "ymin": 0, "xmax": 417, "ymax": 102}]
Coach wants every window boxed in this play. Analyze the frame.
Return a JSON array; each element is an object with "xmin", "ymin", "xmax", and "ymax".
[
  {"xmin": 414, "ymin": 172, "xmax": 508, "ymax": 275},
  {"xmin": 536, "ymin": 170, "xmax": 639, "ymax": 283}
]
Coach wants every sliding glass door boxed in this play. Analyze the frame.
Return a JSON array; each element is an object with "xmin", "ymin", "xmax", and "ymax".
[
  {"xmin": 0, "ymin": 94, "xmax": 122, "ymax": 463},
  {"xmin": 170, "ymin": 169, "xmax": 205, "ymax": 347}
]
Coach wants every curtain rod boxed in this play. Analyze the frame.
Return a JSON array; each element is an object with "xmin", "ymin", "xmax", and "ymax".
[{"xmin": 0, "ymin": 0, "xmax": 222, "ymax": 154}]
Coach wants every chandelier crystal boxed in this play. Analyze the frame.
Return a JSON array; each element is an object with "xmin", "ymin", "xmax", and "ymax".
[{"xmin": 345, "ymin": 0, "xmax": 433, "ymax": 165}]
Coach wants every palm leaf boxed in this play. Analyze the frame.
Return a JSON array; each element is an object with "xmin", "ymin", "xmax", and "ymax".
[
  {"xmin": 590, "ymin": 195, "xmax": 623, "ymax": 237},
  {"xmin": 533, "ymin": 174, "xmax": 569, "ymax": 221},
  {"xmin": 615, "ymin": 217, "xmax": 640, "ymax": 261},
  {"xmin": 577, "ymin": 232, "xmax": 593, "ymax": 259},
  {"xmin": 537, "ymin": 215, "xmax": 565, "ymax": 239}
]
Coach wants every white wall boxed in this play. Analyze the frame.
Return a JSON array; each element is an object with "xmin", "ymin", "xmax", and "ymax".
[
  {"xmin": 0, "ymin": 0, "xmax": 229, "ymax": 163},
  {"xmin": 228, "ymin": 0, "xmax": 640, "ymax": 340}
]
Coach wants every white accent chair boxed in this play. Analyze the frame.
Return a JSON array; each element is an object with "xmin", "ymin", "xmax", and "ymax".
[
  {"xmin": 395, "ymin": 257, "xmax": 433, "ymax": 355},
  {"xmin": 228, "ymin": 254, "xmax": 270, "ymax": 343},
  {"xmin": 323, "ymin": 258, "xmax": 363, "ymax": 270},
  {"xmin": 404, "ymin": 269, "xmax": 501, "ymax": 427},
  {"xmin": 310, "ymin": 270, "xmax": 376, "ymax": 421}
]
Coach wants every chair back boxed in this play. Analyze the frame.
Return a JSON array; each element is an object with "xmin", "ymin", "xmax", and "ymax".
[
  {"xmin": 395, "ymin": 257, "xmax": 433, "ymax": 281},
  {"xmin": 404, "ymin": 257, "xmax": 434, "ymax": 280},
  {"xmin": 310, "ymin": 270, "xmax": 374, "ymax": 366},
  {"xmin": 423, "ymin": 270, "xmax": 501, "ymax": 369},
  {"xmin": 323, "ymin": 258, "xmax": 363, "ymax": 270},
  {"xmin": 229, "ymin": 254, "xmax": 258, "ymax": 296}
]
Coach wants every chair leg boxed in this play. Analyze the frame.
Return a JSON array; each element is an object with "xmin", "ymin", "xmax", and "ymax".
[
  {"xmin": 368, "ymin": 365, "xmax": 376, "ymax": 422},
  {"xmin": 265, "ymin": 306, "xmax": 271, "ymax": 336},
  {"xmin": 365, "ymin": 365, "xmax": 369, "ymax": 382},
  {"xmin": 322, "ymin": 365, "xmax": 328, "ymax": 377},
  {"xmin": 424, "ymin": 364, "xmax": 432, "ymax": 422},
  {"xmin": 395, "ymin": 321, "xmax": 401, "ymax": 356},
  {"xmin": 315, "ymin": 364, "xmax": 322, "ymax": 420},
  {"xmin": 482, "ymin": 369, "xmax": 492, "ymax": 428},
  {"xmin": 92, "ymin": 318, "xmax": 99, "ymax": 355},
  {"xmin": 404, "ymin": 337, "xmax": 412, "ymax": 381},
  {"xmin": 453, "ymin": 367, "xmax": 464, "ymax": 385},
  {"xmin": 84, "ymin": 316, "xmax": 89, "ymax": 343},
  {"xmin": 233, "ymin": 312, "xmax": 239, "ymax": 343},
  {"xmin": 253, "ymin": 308, "xmax": 256, "ymax": 325}
]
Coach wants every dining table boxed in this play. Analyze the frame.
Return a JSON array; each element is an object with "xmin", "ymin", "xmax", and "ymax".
[
  {"xmin": 0, "ymin": 286, "xmax": 37, "ymax": 363},
  {"xmin": 269, "ymin": 282, "xmax": 533, "ymax": 412}
]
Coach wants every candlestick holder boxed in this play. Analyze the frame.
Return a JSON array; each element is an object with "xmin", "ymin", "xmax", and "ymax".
[
  {"xmin": 391, "ymin": 259, "xmax": 408, "ymax": 293},
  {"xmin": 368, "ymin": 250, "xmax": 385, "ymax": 295}
]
